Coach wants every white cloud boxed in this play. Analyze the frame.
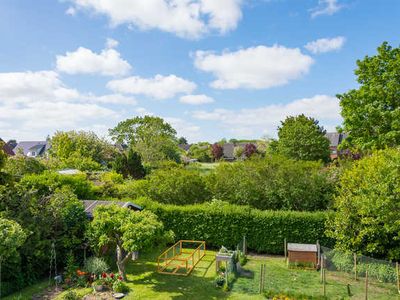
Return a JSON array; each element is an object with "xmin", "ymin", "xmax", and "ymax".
[
  {"xmin": 0, "ymin": 70, "xmax": 135, "ymax": 140},
  {"xmin": 310, "ymin": 0, "xmax": 342, "ymax": 18},
  {"xmin": 0, "ymin": 71, "xmax": 79, "ymax": 104},
  {"xmin": 194, "ymin": 45, "xmax": 314, "ymax": 89},
  {"xmin": 56, "ymin": 46, "xmax": 131, "ymax": 76},
  {"xmin": 68, "ymin": 0, "xmax": 242, "ymax": 39},
  {"xmin": 106, "ymin": 38, "xmax": 119, "ymax": 49},
  {"xmin": 107, "ymin": 74, "xmax": 196, "ymax": 99},
  {"xmin": 66, "ymin": 7, "xmax": 77, "ymax": 15},
  {"xmin": 165, "ymin": 117, "xmax": 201, "ymax": 141},
  {"xmin": 179, "ymin": 94, "xmax": 214, "ymax": 105},
  {"xmin": 191, "ymin": 95, "xmax": 341, "ymax": 137},
  {"xmin": 305, "ymin": 36, "xmax": 345, "ymax": 54}
]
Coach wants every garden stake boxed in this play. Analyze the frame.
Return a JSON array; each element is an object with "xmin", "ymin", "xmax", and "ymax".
[
  {"xmin": 284, "ymin": 238, "xmax": 287, "ymax": 263},
  {"xmin": 354, "ymin": 253, "xmax": 357, "ymax": 281},
  {"xmin": 396, "ymin": 262, "xmax": 399, "ymax": 294},
  {"xmin": 365, "ymin": 270, "xmax": 368, "ymax": 300}
]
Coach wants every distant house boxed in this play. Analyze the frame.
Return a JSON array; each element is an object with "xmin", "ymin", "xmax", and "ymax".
[
  {"xmin": 0, "ymin": 138, "xmax": 15, "ymax": 156},
  {"xmin": 13, "ymin": 141, "xmax": 50, "ymax": 157},
  {"xmin": 222, "ymin": 142, "xmax": 251, "ymax": 161},
  {"xmin": 178, "ymin": 143, "xmax": 191, "ymax": 151},
  {"xmin": 82, "ymin": 200, "xmax": 142, "ymax": 219},
  {"xmin": 325, "ymin": 132, "xmax": 347, "ymax": 160}
]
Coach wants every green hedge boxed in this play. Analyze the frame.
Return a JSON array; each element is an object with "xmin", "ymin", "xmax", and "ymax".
[{"xmin": 136, "ymin": 199, "xmax": 334, "ymax": 254}]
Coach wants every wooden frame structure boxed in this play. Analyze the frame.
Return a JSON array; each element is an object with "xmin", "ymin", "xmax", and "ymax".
[
  {"xmin": 157, "ymin": 240, "xmax": 206, "ymax": 276},
  {"xmin": 287, "ymin": 242, "xmax": 319, "ymax": 269}
]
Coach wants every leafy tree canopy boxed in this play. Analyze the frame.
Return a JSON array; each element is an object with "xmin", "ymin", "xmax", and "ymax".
[
  {"xmin": 188, "ymin": 142, "xmax": 212, "ymax": 162},
  {"xmin": 338, "ymin": 42, "xmax": 400, "ymax": 151},
  {"xmin": 89, "ymin": 205, "xmax": 171, "ymax": 279},
  {"xmin": 109, "ymin": 116, "xmax": 180, "ymax": 165},
  {"xmin": 50, "ymin": 130, "xmax": 116, "ymax": 170},
  {"xmin": 275, "ymin": 114, "xmax": 330, "ymax": 162},
  {"xmin": 327, "ymin": 148, "xmax": 400, "ymax": 260},
  {"xmin": 0, "ymin": 218, "xmax": 26, "ymax": 261},
  {"xmin": 113, "ymin": 148, "xmax": 145, "ymax": 179},
  {"xmin": 4, "ymin": 155, "xmax": 46, "ymax": 178}
]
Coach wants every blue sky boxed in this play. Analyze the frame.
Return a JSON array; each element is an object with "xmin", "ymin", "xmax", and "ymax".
[{"xmin": 0, "ymin": 0, "xmax": 399, "ymax": 143}]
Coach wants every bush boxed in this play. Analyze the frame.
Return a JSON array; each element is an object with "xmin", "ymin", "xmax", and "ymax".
[
  {"xmin": 357, "ymin": 262, "xmax": 397, "ymax": 283},
  {"xmin": 62, "ymin": 290, "xmax": 80, "ymax": 300},
  {"xmin": 84, "ymin": 257, "xmax": 109, "ymax": 276},
  {"xmin": 137, "ymin": 199, "xmax": 333, "ymax": 254},
  {"xmin": 208, "ymin": 156, "xmax": 334, "ymax": 211},
  {"xmin": 121, "ymin": 168, "xmax": 211, "ymax": 205},
  {"xmin": 4, "ymin": 155, "xmax": 46, "ymax": 177},
  {"xmin": 112, "ymin": 280, "xmax": 130, "ymax": 293},
  {"xmin": 20, "ymin": 171, "xmax": 94, "ymax": 198},
  {"xmin": 327, "ymin": 148, "xmax": 400, "ymax": 260}
]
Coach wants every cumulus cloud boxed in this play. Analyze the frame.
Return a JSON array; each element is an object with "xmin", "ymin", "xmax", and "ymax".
[
  {"xmin": 106, "ymin": 38, "xmax": 119, "ymax": 49},
  {"xmin": 191, "ymin": 95, "xmax": 341, "ymax": 137},
  {"xmin": 56, "ymin": 46, "xmax": 131, "ymax": 76},
  {"xmin": 67, "ymin": 0, "xmax": 242, "ymax": 39},
  {"xmin": 179, "ymin": 94, "xmax": 214, "ymax": 105},
  {"xmin": 305, "ymin": 36, "xmax": 345, "ymax": 54},
  {"xmin": 310, "ymin": 0, "xmax": 343, "ymax": 18},
  {"xmin": 194, "ymin": 45, "xmax": 314, "ymax": 89},
  {"xmin": 165, "ymin": 117, "xmax": 201, "ymax": 141},
  {"xmin": 107, "ymin": 74, "xmax": 196, "ymax": 99},
  {"xmin": 0, "ymin": 70, "xmax": 136, "ymax": 140}
]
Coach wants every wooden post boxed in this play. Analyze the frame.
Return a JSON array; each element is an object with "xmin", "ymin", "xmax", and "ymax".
[
  {"xmin": 284, "ymin": 238, "xmax": 287, "ymax": 263},
  {"xmin": 323, "ymin": 269, "xmax": 326, "ymax": 297},
  {"xmin": 320, "ymin": 266, "xmax": 324, "ymax": 283},
  {"xmin": 317, "ymin": 240, "xmax": 320, "ymax": 267},
  {"xmin": 365, "ymin": 270, "xmax": 368, "ymax": 300},
  {"xmin": 396, "ymin": 262, "xmax": 399, "ymax": 294},
  {"xmin": 243, "ymin": 235, "xmax": 247, "ymax": 255},
  {"xmin": 354, "ymin": 253, "xmax": 358, "ymax": 281},
  {"xmin": 259, "ymin": 264, "xmax": 264, "ymax": 294}
]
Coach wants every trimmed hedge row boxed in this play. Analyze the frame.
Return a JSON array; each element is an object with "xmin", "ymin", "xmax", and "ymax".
[{"xmin": 136, "ymin": 199, "xmax": 334, "ymax": 254}]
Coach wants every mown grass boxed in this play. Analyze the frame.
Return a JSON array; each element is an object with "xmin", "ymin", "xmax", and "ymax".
[
  {"xmin": 4, "ymin": 251, "xmax": 399, "ymax": 299},
  {"xmin": 185, "ymin": 162, "xmax": 220, "ymax": 175}
]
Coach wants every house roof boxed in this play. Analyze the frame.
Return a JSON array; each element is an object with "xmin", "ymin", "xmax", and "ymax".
[
  {"xmin": 325, "ymin": 132, "xmax": 347, "ymax": 148},
  {"xmin": 178, "ymin": 144, "xmax": 191, "ymax": 151},
  {"xmin": 13, "ymin": 141, "xmax": 49, "ymax": 156},
  {"xmin": 287, "ymin": 243, "xmax": 318, "ymax": 253},
  {"xmin": 0, "ymin": 138, "xmax": 15, "ymax": 156},
  {"xmin": 222, "ymin": 143, "xmax": 235, "ymax": 158},
  {"xmin": 82, "ymin": 200, "xmax": 142, "ymax": 218}
]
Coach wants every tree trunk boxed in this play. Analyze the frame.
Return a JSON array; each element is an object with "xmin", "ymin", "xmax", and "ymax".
[{"xmin": 116, "ymin": 244, "xmax": 132, "ymax": 281}]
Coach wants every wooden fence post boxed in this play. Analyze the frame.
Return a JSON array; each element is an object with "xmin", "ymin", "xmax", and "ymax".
[
  {"xmin": 323, "ymin": 269, "xmax": 326, "ymax": 297},
  {"xmin": 396, "ymin": 262, "xmax": 399, "ymax": 294},
  {"xmin": 243, "ymin": 235, "xmax": 247, "ymax": 255},
  {"xmin": 320, "ymin": 266, "xmax": 324, "ymax": 283},
  {"xmin": 259, "ymin": 264, "xmax": 263, "ymax": 294},
  {"xmin": 317, "ymin": 240, "xmax": 320, "ymax": 267},
  {"xmin": 365, "ymin": 270, "xmax": 368, "ymax": 300},
  {"xmin": 354, "ymin": 253, "xmax": 358, "ymax": 281},
  {"xmin": 284, "ymin": 238, "xmax": 287, "ymax": 263}
]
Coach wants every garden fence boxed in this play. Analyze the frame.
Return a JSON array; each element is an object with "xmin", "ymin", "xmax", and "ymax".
[{"xmin": 230, "ymin": 243, "xmax": 400, "ymax": 299}]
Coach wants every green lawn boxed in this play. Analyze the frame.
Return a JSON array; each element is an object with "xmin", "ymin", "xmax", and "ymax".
[
  {"xmin": 4, "ymin": 251, "xmax": 399, "ymax": 300},
  {"xmin": 185, "ymin": 162, "xmax": 220, "ymax": 175}
]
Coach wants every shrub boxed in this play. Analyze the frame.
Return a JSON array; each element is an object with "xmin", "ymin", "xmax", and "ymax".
[
  {"xmin": 84, "ymin": 257, "xmax": 109, "ymax": 276},
  {"xmin": 357, "ymin": 262, "xmax": 397, "ymax": 283},
  {"xmin": 20, "ymin": 171, "xmax": 94, "ymax": 198},
  {"xmin": 121, "ymin": 168, "xmax": 211, "ymax": 205},
  {"xmin": 62, "ymin": 290, "xmax": 80, "ymax": 300},
  {"xmin": 112, "ymin": 280, "xmax": 130, "ymax": 293},
  {"xmin": 137, "ymin": 199, "xmax": 333, "ymax": 254},
  {"xmin": 327, "ymin": 148, "xmax": 400, "ymax": 260},
  {"xmin": 4, "ymin": 155, "xmax": 46, "ymax": 177},
  {"xmin": 208, "ymin": 156, "xmax": 334, "ymax": 211}
]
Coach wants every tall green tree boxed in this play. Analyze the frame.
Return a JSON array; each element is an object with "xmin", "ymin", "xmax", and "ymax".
[
  {"xmin": 89, "ymin": 205, "xmax": 170, "ymax": 279},
  {"xmin": 50, "ymin": 131, "xmax": 117, "ymax": 170},
  {"xmin": 188, "ymin": 142, "xmax": 212, "ymax": 162},
  {"xmin": 338, "ymin": 42, "xmax": 400, "ymax": 151},
  {"xmin": 113, "ymin": 148, "xmax": 145, "ymax": 179},
  {"xmin": 327, "ymin": 148, "xmax": 400, "ymax": 260},
  {"xmin": 109, "ymin": 116, "xmax": 180, "ymax": 165},
  {"xmin": 275, "ymin": 114, "xmax": 330, "ymax": 162}
]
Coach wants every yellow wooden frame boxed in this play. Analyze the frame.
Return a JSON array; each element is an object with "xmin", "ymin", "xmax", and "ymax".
[{"xmin": 157, "ymin": 240, "xmax": 206, "ymax": 276}]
